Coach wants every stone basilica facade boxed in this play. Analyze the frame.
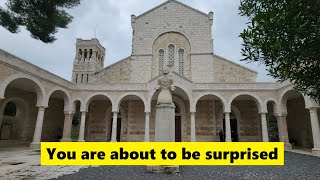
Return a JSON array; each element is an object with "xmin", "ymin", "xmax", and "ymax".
[{"xmin": 0, "ymin": 0, "xmax": 319, "ymax": 153}]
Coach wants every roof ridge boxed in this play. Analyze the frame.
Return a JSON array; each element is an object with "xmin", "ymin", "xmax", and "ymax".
[
  {"xmin": 213, "ymin": 54, "xmax": 258, "ymax": 74},
  {"xmin": 135, "ymin": 0, "xmax": 209, "ymax": 20}
]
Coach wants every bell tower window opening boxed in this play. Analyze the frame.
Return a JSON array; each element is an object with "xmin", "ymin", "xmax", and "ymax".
[
  {"xmin": 159, "ymin": 49, "xmax": 164, "ymax": 75},
  {"xmin": 178, "ymin": 49, "xmax": 184, "ymax": 76},
  {"xmin": 168, "ymin": 44, "xmax": 175, "ymax": 66}
]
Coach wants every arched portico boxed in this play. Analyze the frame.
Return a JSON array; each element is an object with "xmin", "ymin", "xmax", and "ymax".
[
  {"xmin": 279, "ymin": 89, "xmax": 320, "ymax": 152},
  {"xmin": 114, "ymin": 93, "xmax": 146, "ymax": 142},
  {"xmin": 80, "ymin": 93, "xmax": 114, "ymax": 142},
  {"xmin": 0, "ymin": 74, "xmax": 46, "ymax": 106},
  {"xmin": 227, "ymin": 92, "xmax": 265, "ymax": 142},
  {"xmin": 193, "ymin": 92, "xmax": 227, "ymax": 142},
  {"xmin": 42, "ymin": 90, "xmax": 70, "ymax": 142},
  {"xmin": 148, "ymin": 86, "xmax": 190, "ymax": 142}
]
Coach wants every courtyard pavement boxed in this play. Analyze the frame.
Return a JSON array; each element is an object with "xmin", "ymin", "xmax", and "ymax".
[
  {"xmin": 1, "ymin": 147, "xmax": 320, "ymax": 180},
  {"xmin": 53, "ymin": 152, "xmax": 320, "ymax": 180}
]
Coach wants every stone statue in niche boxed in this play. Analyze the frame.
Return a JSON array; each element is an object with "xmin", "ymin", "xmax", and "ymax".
[{"xmin": 156, "ymin": 68, "xmax": 175, "ymax": 106}]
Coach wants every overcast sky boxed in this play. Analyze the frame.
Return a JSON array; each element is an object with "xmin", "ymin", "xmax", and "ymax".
[{"xmin": 0, "ymin": 0, "xmax": 275, "ymax": 82}]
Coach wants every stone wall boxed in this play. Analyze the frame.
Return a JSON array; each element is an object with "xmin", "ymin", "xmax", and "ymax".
[
  {"xmin": 195, "ymin": 100, "xmax": 216, "ymax": 142},
  {"xmin": 90, "ymin": 57, "xmax": 131, "ymax": 84},
  {"xmin": 213, "ymin": 55, "xmax": 257, "ymax": 83}
]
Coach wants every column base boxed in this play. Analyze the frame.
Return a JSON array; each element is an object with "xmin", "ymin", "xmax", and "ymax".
[
  {"xmin": 284, "ymin": 142, "xmax": 292, "ymax": 150},
  {"xmin": 110, "ymin": 140, "xmax": 118, "ymax": 142},
  {"xmin": 30, "ymin": 142, "xmax": 40, "ymax": 150},
  {"xmin": 60, "ymin": 138, "xmax": 72, "ymax": 142},
  {"xmin": 77, "ymin": 140, "xmax": 85, "ymax": 142},
  {"xmin": 312, "ymin": 148, "xmax": 320, "ymax": 156}
]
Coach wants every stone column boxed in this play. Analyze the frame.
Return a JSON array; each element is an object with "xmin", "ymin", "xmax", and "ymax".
[
  {"xmin": 225, "ymin": 112, "xmax": 232, "ymax": 142},
  {"xmin": 30, "ymin": 106, "xmax": 47, "ymax": 149},
  {"xmin": 61, "ymin": 112, "xmax": 74, "ymax": 142},
  {"xmin": 190, "ymin": 112, "xmax": 196, "ymax": 142},
  {"xmin": 111, "ymin": 111, "xmax": 118, "ymax": 142},
  {"xmin": 144, "ymin": 112, "xmax": 150, "ymax": 142},
  {"xmin": 260, "ymin": 113, "xmax": 269, "ymax": 142},
  {"xmin": 78, "ymin": 111, "xmax": 87, "ymax": 142},
  {"xmin": 276, "ymin": 115, "xmax": 292, "ymax": 150},
  {"xmin": 0, "ymin": 113, "xmax": 3, "ymax": 137},
  {"xmin": 0, "ymin": 98, "xmax": 4, "ymax": 135},
  {"xmin": 308, "ymin": 108, "xmax": 320, "ymax": 154}
]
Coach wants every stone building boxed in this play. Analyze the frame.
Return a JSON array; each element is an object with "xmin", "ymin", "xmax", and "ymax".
[{"xmin": 0, "ymin": 0, "xmax": 319, "ymax": 154}]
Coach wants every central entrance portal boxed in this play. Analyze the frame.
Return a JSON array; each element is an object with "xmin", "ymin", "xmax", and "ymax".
[{"xmin": 175, "ymin": 103, "xmax": 181, "ymax": 142}]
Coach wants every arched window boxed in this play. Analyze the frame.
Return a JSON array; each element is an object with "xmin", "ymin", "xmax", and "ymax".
[
  {"xmin": 4, "ymin": 102, "xmax": 17, "ymax": 117},
  {"xmin": 168, "ymin": 44, "xmax": 175, "ymax": 66},
  {"xmin": 178, "ymin": 49, "xmax": 184, "ymax": 76},
  {"xmin": 159, "ymin": 49, "xmax": 164, "ymax": 75}
]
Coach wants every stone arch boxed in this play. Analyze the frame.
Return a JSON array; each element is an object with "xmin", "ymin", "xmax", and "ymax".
[
  {"xmin": 45, "ymin": 87, "xmax": 71, "ymax": 112},
  {"xmin": 280, "ymin": 88, "xmax": 313, "ymax": 148},
  {"xmin": 147, "ymin": 84, "xmax": 191, "ymax": 113},
  {"xmin": 227, "ymin": 92, "xmax": 264, "ymax": 113},
  {"xmin": 152, "ymin": 31, "xmax": 191, "ymax": 48},
  {"xmin": 115, "ymin": 92, "xmax": 147, "ymax": 112},
  {"xmin": 193, "ymin": 92, "xmax": 227, "ymax": 113},
  {"xmin": 71, "ymin": 97, "xmax": 84, "ymax": 112},
  {"xmin": 151, "ymin": 31, "xmax": 192, "ymax": 79},
  {"xmin": 0, "ymin": 73, "xmax": 46, "ymax": 106},
  {"xmin": 84, "ymin": 92, "xmax": 115, "ymax": 112},
  {"xmin": 264, "ymin": 97, "xmax": 279, "ymax": 115}
]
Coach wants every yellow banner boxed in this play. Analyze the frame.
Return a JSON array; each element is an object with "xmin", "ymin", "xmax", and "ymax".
[{"xmin": 41, "ymin": 142, "xmax": 284, "ymax": 166}]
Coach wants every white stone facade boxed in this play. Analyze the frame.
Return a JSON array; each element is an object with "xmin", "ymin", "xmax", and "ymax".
[{"xmin": 0, "ymin": 0, "xmax": 319, "ymax": 155}]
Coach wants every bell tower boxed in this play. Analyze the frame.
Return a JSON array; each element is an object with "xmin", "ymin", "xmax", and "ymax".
[{"xmin": 72, "ymin": 38, "xmax": 106, "ymax": 84}]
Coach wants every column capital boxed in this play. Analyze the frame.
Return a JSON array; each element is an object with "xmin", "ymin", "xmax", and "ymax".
[
  {"xmin": 274, "ymin": 113, "xmax": 287, "ymax": 117},
  {"xmin": 64, "ymin": 111, "xmax": 74, "ymax": 115},
  {"xmin": 112, "ymin": 111, "xmax": 119, "ymax": 114},
  {"xmin": 259, "ymin": 112, "xmax": 267, "ymax": 115},
  {"xmin": 0, "ymin": 96, "xmax": 4, "ymax": 100},
  {"xmin": 308, "ymin": 107, "xmax": 319, "ymax": 111},
  {"xmin": 37, "ymin": 106, "xmax": 48, "ymax": 110},
  {"xmin": 145, "ymin": 112, "xmax": 151, "ymax": 115},
  {"xmin": 224, "ymin": 112, "xmax": 231, "ymax": 115},
  {"xmin": 190, "ymin": 111, "xmax": 196, "ymax": 115}
]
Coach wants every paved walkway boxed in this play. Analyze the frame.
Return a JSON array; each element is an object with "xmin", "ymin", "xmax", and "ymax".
[
  {"xmin": 0, "ymin": 146, "xmax": 84, "ymax": 180},
  {"xmin": 53, "ymin": 152, "xmax": 320, "ymax": 180},
  {"xmin": 1, "ymin": 147, "xmax": 320, "ymax": 180}
]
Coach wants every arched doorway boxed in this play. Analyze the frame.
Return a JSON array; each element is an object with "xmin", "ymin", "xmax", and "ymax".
[{"xmin": 174, "ymin": 103, "xmax": 181, "ymax": 142}]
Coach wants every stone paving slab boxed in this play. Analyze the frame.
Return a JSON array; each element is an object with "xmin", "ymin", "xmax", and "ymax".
[{"xmin": 53, "ymin": 152, "xmax": 320, "ymax": 180}]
